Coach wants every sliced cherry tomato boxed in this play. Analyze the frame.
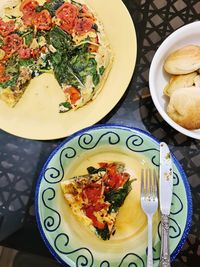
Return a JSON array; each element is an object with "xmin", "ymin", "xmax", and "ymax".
[
  {"xmin": 20, "ymin": 0, "xmax": 39, "ymax": 25},
  {"xmin": 64, "ymin": 86, "xmax": 81, "ymax": 104},
  {"xmin": 82, "ymin": 183, "xmax": 102, "ymax": 203},
  {"xmin": 18, "ymin": 47, "xmax": 32, "ymax": 59},
  {"xmin": 56, "ymin": 3, "xmax": 78, "ymax": 33},
  {"xmin": 3, "ymin": 34, "xmax": 23, "ymax": 54},
  {"xmin": 20, "ymin": 0, "xmax": 39, "ymax": 14},
  {"xmin": 83, "ymin": 203, "xmax": 108, "ymax": 229},
  {"xmin": 74, "ymin": 17, "xmax": 94, "ymax": 35},
  {"xmin": 22, "ymin": 14, "xmax": 35, "ymax": 26},
  {"xmin": 32, "ymin": 10, "xmax": 52, "ymax": 30},
  {"xmin": 0, "ymin": 19, "xmax": 15, "ymax": 37}
]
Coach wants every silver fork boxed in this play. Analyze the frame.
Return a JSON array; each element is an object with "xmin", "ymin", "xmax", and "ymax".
[{"xmin": 141, "ymin": 169, "xmax": 158, "ymax": 267}]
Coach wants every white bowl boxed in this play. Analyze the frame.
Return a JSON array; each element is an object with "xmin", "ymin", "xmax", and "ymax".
[{"xmin": 149, "ymin": 21, "xmax": 200, "ymax": 140}]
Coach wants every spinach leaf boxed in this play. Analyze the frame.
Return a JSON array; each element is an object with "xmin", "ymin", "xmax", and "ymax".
[
  {"xmin": 24, "ymin": 32, "xmax": 34, "ymax": 46},
  {"xmin": 105, "ymin": 180, "xmax": 133, "ymax": 213},
  {"xmin": 96, "ymin": 225, "xmax": 110, "ymax": 240},
  {"xmin": 69, "ymin": 54, "xmax": 100, "ymax": 86},
  {"xmin": 36, "ymin": 0, "xmax": 64, "ymax": 16},
  {"xmin": 54, "ymin": 62, "xmax": 83, "ymax": 87},
  {"xmin": 99, "ymin": 66, "xmax": 105, "ymax": 76},
  {"xmin": 59, "ymin": 102, "xmax": 72, "ymax": 113},
  {"xmin": 87, "ymin": 166, "xmax": 106, "ymax": 174},
  {"xmin": 19, "ymin": 58, "xmax": 35, "ymax": 67},
  {"xmin": 47, "ymin": 26, "xmax": 73, "ymax": 52}
]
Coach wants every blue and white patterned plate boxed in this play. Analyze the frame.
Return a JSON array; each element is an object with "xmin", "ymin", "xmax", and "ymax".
[{"xmin": 35, "ymin": 124, "xmax": 192, "ymax": 267}]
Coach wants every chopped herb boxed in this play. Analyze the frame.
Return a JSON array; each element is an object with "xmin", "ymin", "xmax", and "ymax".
[
  {"xmin": 0, "ymin": 38, "xmax": 3, "ymax": 47},
  {"xmin": 92, "ymin": 24, "xmax": 98, "ymax": 32},
  {"xmin": 92, "ymin": 72, "xmax": 100, "ymax": 86},
  {"xmin": 99, "ymin": 66, "xmax": 105, "ymax": 75},
  {"xmin": 71, "ymin": 0, "xmax": 82, "ymax": 7},
  {"xmin": 59, "ymin": 102, "xmax": 72, "ymax": 113},
  {"xmin": 5, "ymin": 15, "xmax": 18, "ymax": 20}
]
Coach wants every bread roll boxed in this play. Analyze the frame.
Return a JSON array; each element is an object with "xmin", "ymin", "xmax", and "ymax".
[
  {"xmin": 167, "ymin": 86, "xmax": 200, "ymax": 129},
  {"xmin": 164, "ymin": 45, "xmax": 200, "ymax": 75},
  {"xmin": 164, "ymin": 72, "xmax": 197, "ymax": 96}
]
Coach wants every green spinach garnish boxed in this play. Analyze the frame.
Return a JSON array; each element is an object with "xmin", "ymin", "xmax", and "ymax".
[
  {"xmin": 19, "ymin": 58, "xmax": 35, "ymax": 67},
  {"xmin": 99, "ymin": 66, "xmax": 105, "ymax": 76},
  {"xmin": 59, "ymin": 101, "xmax": 72, "ymax": 113},
  {"xmin": 105, "ymin": 180, "xmax": 133, "ymax": 213},
  {"xmin": 96, "ymin": 225, "xmax": 110, "ymax": 240},
  {"xmin": 87, "ymin": 166, "xmax": 106, "ymax": 174}
]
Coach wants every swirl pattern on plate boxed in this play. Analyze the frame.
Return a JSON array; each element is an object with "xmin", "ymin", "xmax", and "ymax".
[{"xmin": 36, "ymin": 125, "xmax": 192, "ymax": 267}]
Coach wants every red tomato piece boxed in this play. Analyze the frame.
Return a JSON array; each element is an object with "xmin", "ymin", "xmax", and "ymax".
[
  {"xmin": 83, "ymin": 203, "xmax": 107, "ymax": 229},
  {"xmin": 100, "ymin": 162, "xmax": 128, "ymax": 190},
  {"xmin": 64, "ymin": 86, "xmax": 81, "ymax": 104},
  {"xmin": 20, "ymin": 0, "xmax": 39, "ymax": 25},
  {"xmin": 0, "ymin": 19, "xmax": 15, "ymax": 37},
  {"xmin": 3, "ymin": 34, "xmax": 23, "ymax": 54},
  {"xmin": 32, "ymin": 10, "xmax": 52, "ymax": 30},
  {"xmin": 20, "ymin": 0, "xmax": 39, "ymax": 14},
  {"xmin": 56, "ymin": 3, "xmax": 78, "ymax": 33},
  {"xmin": 82, "ymin": 183, "xmax": 102, "ymax": 203},
  {"xmin": 74, "ymin": 17, "xmax": 94, "ymax": 35},
  {"xmin": 18, "ymin": 47, "xmax": 32, "ymax": 59},
  {"xmin": 22, "ymin": 14, "xmax": 35, "ymax": 26}
]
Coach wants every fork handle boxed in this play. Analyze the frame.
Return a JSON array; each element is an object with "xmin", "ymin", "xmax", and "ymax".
[
  {"xmin": 160, "ymin": 214, "xmax": 171, "ymax": 267},
  {"xmin": 147, "ymin": 215, "xmax": 153, "ymax": 267}
]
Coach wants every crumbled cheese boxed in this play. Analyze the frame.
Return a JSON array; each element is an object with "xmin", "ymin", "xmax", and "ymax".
[
  {"xmin": 30, "ymin": 38, "xmax": 39, "ymax": 49},
  {"xmin": 0, "ymin": 49, "xmax": 5, "ymax": 60},
  {"xmin": 49, "ymin": 45, "xmax": 57, "ymax": 53},
  {"xmin": 38, "ymin": 36, "xmax": 46, "ymax": 47}
]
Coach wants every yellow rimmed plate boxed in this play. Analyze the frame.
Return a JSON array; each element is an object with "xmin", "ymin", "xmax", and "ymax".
[{"xmin": 0, "ymin": 0, "xmax": 137, "ymax": 140}]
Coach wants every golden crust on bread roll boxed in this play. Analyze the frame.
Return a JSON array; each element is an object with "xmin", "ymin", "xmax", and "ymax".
[
  {"xmin": 164, "ymin": 72, "xmax": 198, "ymax": 96},
  {"xmin": 167, "ymin": 86, "xmax": 200, "ymax": 129},
  {"xmin": 164, "ymin": 45, "xmax": 200, "ymax": 75}
]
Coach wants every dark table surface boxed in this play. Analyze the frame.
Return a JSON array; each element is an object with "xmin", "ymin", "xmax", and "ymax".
[{"xmin": 0, "ymin": 0, "xmax": 200, "ymax": 267}]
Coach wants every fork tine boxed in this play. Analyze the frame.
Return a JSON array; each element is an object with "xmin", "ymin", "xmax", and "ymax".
[
  {"xmin": 141, "ymin": 169, "xmax": 144, "ymax": 197},
  {"xmin": 153, "ymin": 169, "xmax": 157, "ymax": 198},
  {"xmin": 149, "ymin": 169, "xmax": 152, "ymax": 197},
  {"xmin": 145, "ymin": 169, "xmax": 148, "ymax": 195}
]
